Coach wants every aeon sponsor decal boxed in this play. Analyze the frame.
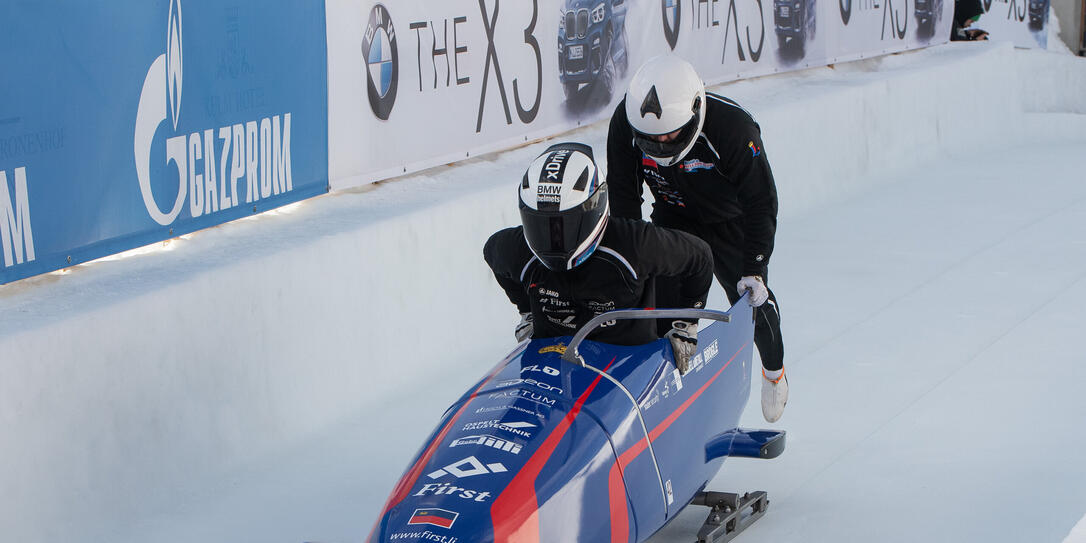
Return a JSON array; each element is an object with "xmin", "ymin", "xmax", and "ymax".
[{"xmin": 134, "ymin": 0, "xmax": 295, "ymax": 227}]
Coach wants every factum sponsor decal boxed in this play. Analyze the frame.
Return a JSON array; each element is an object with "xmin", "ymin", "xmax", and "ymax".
[
  {"xmin": 134, "ymin": 0, "xmax": 295, "ymax": 227},
  {"xmin": 427, "ymin": 456, "xmax": 508, "ymax": 480},
  {"xmin": 487, "ymin": 388, "xmax": 557, "ymax": 406},
  {"xmin": 0, "ymin": 166, "xmax": 35, "ymax": 268}
]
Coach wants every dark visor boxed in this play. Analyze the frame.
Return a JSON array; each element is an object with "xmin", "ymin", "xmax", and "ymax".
[
  {"xmin": 520, "ymin": 190, "xmax": 606, "ymax": 268},
  {"xmin": 632, "ymin": 114, "xmax": 700, "ymax": 161}
]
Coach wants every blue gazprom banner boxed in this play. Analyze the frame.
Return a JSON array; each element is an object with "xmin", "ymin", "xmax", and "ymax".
[{"xmin": 0, "ymin": 1, "xmax": 328, "ymax": 284}]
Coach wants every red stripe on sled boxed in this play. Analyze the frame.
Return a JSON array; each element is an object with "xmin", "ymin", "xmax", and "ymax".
[
  {"xmin": 608, "ymin": 342, "xmax": 747, "ymax": 543},
  {"xmin": 491, "ymin": 358, "xmax": 616, "ymax": 543}
]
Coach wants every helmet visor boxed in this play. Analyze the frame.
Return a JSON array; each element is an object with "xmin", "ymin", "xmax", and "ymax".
[
  {"xmin": 520, "ymin": 189, "xmax": 607, "ymax": 270},
  {"xmin": 632, "ymin": 114, "xmax": 701, "ymax": 163}
]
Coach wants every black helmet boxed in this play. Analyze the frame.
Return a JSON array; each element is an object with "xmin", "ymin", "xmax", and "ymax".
[{"xmin": 519, "ymin": 143, "xmax": 609, "ymax": 271}]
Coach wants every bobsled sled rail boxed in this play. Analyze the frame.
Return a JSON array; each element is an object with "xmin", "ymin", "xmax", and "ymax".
[{"xmin": 562, "ymin": 308, "xmax": 733, "ymax": 365}]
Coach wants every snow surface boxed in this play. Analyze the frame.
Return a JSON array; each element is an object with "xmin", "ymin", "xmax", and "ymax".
[{"xmin": 2, "ymin": 42, "xmax": 1086, "ymax": 543}]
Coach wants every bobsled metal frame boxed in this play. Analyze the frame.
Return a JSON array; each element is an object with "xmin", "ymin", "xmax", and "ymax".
[
  {"xmin": 560, "ymin": 308, "xmax": 731, "ymax": 366},
  {"xmin": 691, "ymin": 490, "xmax": 770, "ymax": 543},
  {"xmin": 558, "ymin": 307, "xmax": 736, "ymax": 518}
]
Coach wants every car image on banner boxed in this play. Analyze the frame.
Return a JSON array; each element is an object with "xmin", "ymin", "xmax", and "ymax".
[
  {"xmin": 914, "ymin": 0, "xmax": 944, "ymax": 40},
  {"xmin": 976, "ymin": 0, "xmax": 1049, "ymax": 48},
  {"xmin": 559, "ymin": 0, "xmax": 631, "ymax": 113},
  {"xmin": 774, "ymin": 0, "xmax": 816, "ymax": 60},
  {"xmin": 1027, "ymin": 0, "xmax": 1048, "ymax": 31}
]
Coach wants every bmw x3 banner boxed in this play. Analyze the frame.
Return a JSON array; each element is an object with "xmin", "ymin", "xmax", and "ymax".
[
  {"xmin": 326, "ymin": 0, "xmax": 953, "ymax": 190},
  {"xmin": 0, "ymin": 1, "xmax": 328, "ymax": 284},
  {"xmin": 975, "ymin": 0, "xmax": 1051, "ymax": 48}
]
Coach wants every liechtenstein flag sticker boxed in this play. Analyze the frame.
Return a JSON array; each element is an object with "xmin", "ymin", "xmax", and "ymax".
[{"xmin": 408, "ymin": 507, "xmax": 459, "ymax": 529}]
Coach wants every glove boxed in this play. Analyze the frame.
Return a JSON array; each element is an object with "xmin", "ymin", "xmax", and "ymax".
[
  {"xmin": 514, "ymin": 312, "xmax": 534, "ymax": 342},
  {"xmin": 737, "ymin": 275, "xmax": 769, "ymax": 307},
  {"xmin": 964, "ymin": 28, "xmax": 989, "ymax": 41},
  {"xmin": 667, "ymin": 320, "xmax": 698, "ymax": 374}
]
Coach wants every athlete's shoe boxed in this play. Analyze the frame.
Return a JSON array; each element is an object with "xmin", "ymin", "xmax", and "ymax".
[{"xmin": 761, "ymin": 369, "xmax": 788, "ymax": 423}]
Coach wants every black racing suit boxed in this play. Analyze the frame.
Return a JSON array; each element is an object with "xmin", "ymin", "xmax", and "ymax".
[
  {"xmin": 483, "ymin": 218, "xmax": 713, "ymax": 346},
  {"xmin": 606, "ymin": 92, "xmax": 785, "ymax": 370}
]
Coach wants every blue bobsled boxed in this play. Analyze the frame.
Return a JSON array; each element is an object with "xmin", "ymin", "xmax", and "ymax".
[{"xmin": 367, "ymin": 296, "xmax": 785, "ymax": 543}]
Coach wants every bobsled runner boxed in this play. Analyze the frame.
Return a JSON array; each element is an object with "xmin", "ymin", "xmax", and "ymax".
[{"xmin": 366, "ymin": 295, "xmax": 785, "ymax": 543}]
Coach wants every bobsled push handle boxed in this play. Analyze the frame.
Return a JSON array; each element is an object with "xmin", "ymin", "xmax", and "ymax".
[{"xmin": 561, "ymin": 308, "xmax": 731, "ymax": 366}]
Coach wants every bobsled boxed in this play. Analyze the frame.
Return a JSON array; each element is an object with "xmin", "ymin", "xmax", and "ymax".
[{"xmin": 366, "ymin": 296, "xmax": 785, "ymax": 543}]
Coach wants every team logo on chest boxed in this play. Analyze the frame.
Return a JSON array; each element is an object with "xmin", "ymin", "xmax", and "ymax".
[{"xmin": 680, "ymin": 159, "xmax": 714, "ymax": 172}]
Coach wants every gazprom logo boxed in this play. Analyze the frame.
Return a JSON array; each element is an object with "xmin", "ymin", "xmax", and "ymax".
[{"xmin": 135, "ymin": 0, "xmax": 295, "ymax": 227}]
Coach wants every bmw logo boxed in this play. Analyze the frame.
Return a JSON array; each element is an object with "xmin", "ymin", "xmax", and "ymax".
[
  {"xmin": 167, "ymin": 0, "xmax": 184, "ymax": 130},
  {"xmin": 362, "ymin": 3, "xmax": 398, "ymax": 121},
  {"xmin": 662, "ymin": 0, "xmax": 681, "ymax": 50}
]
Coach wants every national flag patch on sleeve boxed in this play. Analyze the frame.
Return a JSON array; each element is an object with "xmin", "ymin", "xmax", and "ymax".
[
  {"xmin": 748, "ymin": 141, "xmax": 762, "ymax": 157},
  {"xmin": 408, "ymin": 507, "xmax": 459, "ymax": 529}
]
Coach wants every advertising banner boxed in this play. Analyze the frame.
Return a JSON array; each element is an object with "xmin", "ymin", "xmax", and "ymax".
[
  {"xmin": 327, "ymin": 0, "xmax": 952, "ymax": 190},
  {"xmin": 0, "ymin": 1, "xmax": 328, "ymax": 285},
  {"xmin": 975, "ymin": 0, "xmax": 1050, "ymax": 48}
]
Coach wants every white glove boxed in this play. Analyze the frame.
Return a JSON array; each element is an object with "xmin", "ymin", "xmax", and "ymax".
[
  {"xmin": 666, "ymin": 320, "xmax": 698, "ymax": 374},
  {"xmin": 515, "ymin": 312, "xmax": 534, "ymax": 342},
  {"xmin": 737, "ymin": 275, "xmax": 769, "ymax": 307}
]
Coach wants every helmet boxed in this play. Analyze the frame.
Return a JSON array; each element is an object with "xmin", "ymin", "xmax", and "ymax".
[
  {"xmin": 624, "ymin": 55, "xmax": 706, "ymax": 167},
  {"xmin": 519, "ymin": 142, "xmax": 609, "ymax": 271}
]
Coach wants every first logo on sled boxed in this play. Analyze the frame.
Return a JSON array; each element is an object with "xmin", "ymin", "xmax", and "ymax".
[{"xmin": 362, "ymin": 3, "xmax": 398, "ymax": 120}]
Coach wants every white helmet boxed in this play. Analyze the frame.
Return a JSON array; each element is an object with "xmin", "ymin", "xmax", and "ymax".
[
  {"xmin": 519, "ymin": 143, "xmax": 609, "ymax": 271},
  {"xmin": 624, "ymin": 55, "xmax": 706, "ymax": 167}
]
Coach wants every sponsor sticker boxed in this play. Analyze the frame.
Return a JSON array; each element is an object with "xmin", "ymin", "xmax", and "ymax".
[
  {"xmin": 450, "ymin": 434, "xmax": 523, "ymax": 455},
  {"xmin": 475, "ymin": 403, "xmax": 546, "ymax": 420},
  {"xmin": 389, "ymin": 530, "xmax": 460, "ymax": 542},
  {"xmin": 680, "ymin": 159, "xmax": 714, "ymax": 172},
  {"xmin": 488, "ymin": 389, "xmax": 557, "ymax": 406},
  {"xmin": 408, "ymin": 507, "xmax": 459, "ymax": 529},
  {"xmin": 413, "ymin": 482, "xmax": 492, "ymax": 502},
  {"xmin": 427, "ymin": 456, "xmax": 508, "ymax": 480},
  {"xmin": 494, "ymin": 377, "xmax": 563, "ymax": 394},
  {"xmin": 462, "ymin": 419, "xmax": 536, "ymax": 438},
  {"xmin": 703, "ymin": 339, "xmax": 719, "ymax": 363}
]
